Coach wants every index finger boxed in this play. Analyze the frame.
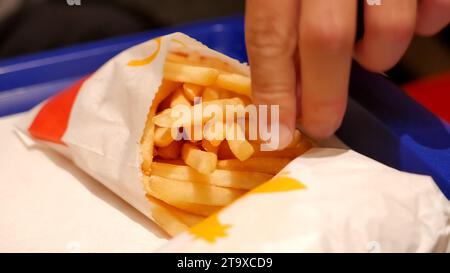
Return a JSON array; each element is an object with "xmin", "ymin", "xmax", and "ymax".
[{"xmin": 245, "ymin": 0, "xmax": 299, "ymax": 149}]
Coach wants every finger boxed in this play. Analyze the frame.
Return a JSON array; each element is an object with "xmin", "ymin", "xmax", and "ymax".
[
  {"xmin": 299, "ymin": 0, "xmax": 357, "ymax": 139},
  {"xmin": 416, "ymin": 0, "xmax": 450, "ymax": 36},
  {"xmin": 245, "ymin": 0, "xmax": 299, "ymax": 149},
  {"xmin": 294, "ymin": 51, "xmax": 302, "ymax": 119},
  {"xmin": 354, "ymin": 0, "xmax": 417, "ymax": 72}
]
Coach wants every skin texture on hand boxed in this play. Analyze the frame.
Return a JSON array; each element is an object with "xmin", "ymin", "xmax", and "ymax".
[{"xmin": 245, "ymin": 0, "xmax": 450, "ymax": 148}]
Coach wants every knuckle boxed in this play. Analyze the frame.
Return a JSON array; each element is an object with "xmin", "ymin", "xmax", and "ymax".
[
  {"xmin": 367, "ymin": 17, "xmax": 414, "ymax": 41},
  {"xmin": 302, "ymin": 19, "xmax": 354, "ymax": 51},
  {"xmin": 246, "ymin": 18, "xmax": 297, "ymax": 58},
  {"xmin": 253, "ymin": 82, "xmax": 294, "ymax": 98}
]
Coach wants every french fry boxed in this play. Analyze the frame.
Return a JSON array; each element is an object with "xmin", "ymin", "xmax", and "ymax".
[
  {"xmin": 203, "ymin": 120, "xmax": 225, "ymax": 147},
  {"xmin": 164, "ymin": 62, "xmax": 219, "ymax": 86},
  {"xmin": 202, "ymin": 87, "xmax": 221, "ymax": 102},
  {"xmin": 168, "ymin": 207, "xmax": 205, "ymax": 226},
  {"xmin": 183, "ymin": 83, "xmax": 203, "ymax": 102},
  {"xmin": 153, "ymin": 98, "xmax": 244, "ymax": 128},
  {"xmin": 147, "ymin": 175, "xmax": 244, "ymax": 206},
  {"xmin": 252, "ymin": 139, "xmax": 312, "ymax": 158},
  {"xmin": 152, "ymin": 108, "xmax": 175, "ymax": 131},
  {"xmin": 150, "ymin": 205, "xmax": 189, "ymax": 236},
  {"xmin": 201, "ymin": 139, "xmax": 219, "ymax": 154},
  {"xmin": 170, "ymin": 201, "xmax": 220, "ymax": 217},
  {"xmin": 215, "ymin": 73, "xmax": 251, "ymax": 97},
  {"xmin": 167, "ymin": 51, "xmax": 237, "ymax": 73},
  {"xmin": 141, "ymin": 80, "xmax": 180, "ymax": 175},
  {"xmin": 151, "ymin": 162, "xmax": 271, "ymax": 190},
  {"xmin": 199, "ymin": 55, "xmax": 234, "ymax": 73},
  {"xmin": 157, "ymin": 140, "xmax": 182, "ymax": 160},
  {"xmin": 226, "ymin": 123, "xmax": 254, "ymax": 161},
  {"xmin": 166, "ymin": 52, "xmax": 189, "ymax": 64},
  {"xmin": 148, "ymin": 190, "xmax": 219, "ymax": 217},
  {"xmin": 153, "ymin": 126, "xmax": 173, "ymax": 147},
  {"xmin": 147, "ymin": 195, "xmax": 204, "ymax": 227},
  {"xmin": 154, "ymin": 159, "xmax": 185, "ymax": 165},
  {"xmin": 178, "ymin": 124, "xmax": 204, "ymax": 142},
  {"xmin": 170, "ymin": 88, "xmax": 191, "ymax": 108},
  {"xmin": 227, "ymin": 138, "xmax": 254, "ymax": 161},
  {"xmin": 181, "ymin": 142, "xmax": 217, "ymax": 175},
  {"xmin": 287, "ymin": 129, "xmax": 302, "ymax": 148},
  {"xmin": 216, "ymin": 157, "xmax": 290, "ymax": 175},
  {"xmin": 187, "ymin": 50, "xmax": 202, "ymax": 64}
]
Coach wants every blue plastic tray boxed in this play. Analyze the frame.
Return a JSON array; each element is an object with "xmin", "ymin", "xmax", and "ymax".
[{"xmin": 1, "ymin": 16, "xmax": 449, "ymax": 198}]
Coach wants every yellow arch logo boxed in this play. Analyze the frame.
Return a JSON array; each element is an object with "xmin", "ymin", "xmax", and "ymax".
[{"xmin": 128, "ymin": 37, "xmax": 162, "ymax": 66}]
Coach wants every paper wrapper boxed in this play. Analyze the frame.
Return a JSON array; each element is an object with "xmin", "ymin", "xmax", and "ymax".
[
  {"xmin": 159, "ymin": 148, "xmax": 450, "ymax": 252},
  {"xmin": 16, "ymin": 33, "xmax": 449, "ymax": 252}
]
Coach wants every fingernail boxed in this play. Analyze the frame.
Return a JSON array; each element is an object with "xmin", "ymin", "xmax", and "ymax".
[{"xmin": 303, "ymin": 116, "xmax": 341, "ymax": 140}]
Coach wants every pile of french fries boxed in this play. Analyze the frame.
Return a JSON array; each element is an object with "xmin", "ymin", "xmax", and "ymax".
[{"xmin": 140, "ymin": 50, "xmax": 313, "ymax": 236}]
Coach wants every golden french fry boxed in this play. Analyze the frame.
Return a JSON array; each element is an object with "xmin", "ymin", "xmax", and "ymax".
[
  {"xmin": 179, "ymin": 124, "xmax": 203, "ymax": 142},
  {"xmin": 216, "ymin": 157, "xmax": 290, "ymax": 175},
  {"xmin": 181, "ymin": 142, "xmax": 217, "ymax": 175},
  {"xmin": 151, "ymin": 162, "xmax": 271, "ymax": 190},
  {"xmin": 147, "ymin": 175, "xmax": 244, "ymax": 206},
  {"xmin": 146, "ymin": 192, "xmax": 190, "ymax": 236},
  {"xmin": 218, "ymin": 88, "xmax": 233, "ymax": 99},
  {"xmin": 148, "ymin": 190, "xmax": 219, "ymax": 217},
  {"xmin": 164, "ymin": 62, "xmax": 219, "ymax": 86},
  {"xmin": 141, "ymin": 80, "xmax": 181, "ymax": 175},
  {"xmin": 183, "ymin": 83, "xmax": 203, "ymax": 102},
  {"xmin": 153, "ymin": 98, "xmax": 244, "ymax": 128},
  {"xmin": 187, "ymin": 50, "xmax": 202, "ymax": 64},
  {"xmin": 252, "ymin": 139, "xmax": 312, "ymax": 158},
  {"xmin": 215, "ymin": 73, "xmax": 251, "ymax": 97},
  {"xmin": 147, "ymin": 195, "xmax": 204, "ymax": 227},
  {"xmin": 169, "ymin": 202, "xmax": 220, "ymax": 217},
  {"xmin": 150, "ymin": 205, "xmax": 189, "ymax": 236},
  {"xmin": 201, "ymin": 139, "xmax": 218, "ymax": 154},
  {"xmin": 157, "ymin": 140, "xmax": 182, "ymax": 160},
  {"xmin": 226, "ymin": 123, "xmax": 254, "ymax": 161},
  {"xmin": 199, "ymin": 56, "xmax": 235, "ymax": 73},
  {"xmin": 228, "ymin": 139, "xmax": 254, "ymax": 161},
  {"xmin": 287, "ymin": 129, "xmax": 302, "ymax": 148},
  {"xmin": 153, "ymin": 108, "xmax": 176, "ymax": 130},
  {"xmin": 153, "ymin": 126, "xmax": 173, "ymax": 147},
  {"xmin": 170, "ymin": 88, "xmax": 191, "ymax": 108},
  {"xmin": 154, "ymin": 158, "xmax": 185, "ymax": 165},
  {"xmin": 203, "ymin": 120, "xmax": 225, "ymax": 147},
  {"xmin": 167, "ymin": 52, "xmax": 235, "ymax": 73},
  {"xmin": 166, "ymin": 53, "xmax": 189, "ymax": 64},
  {"xmin": 202, "ymin": 87, "xmax": 221, "ymax": 102}
]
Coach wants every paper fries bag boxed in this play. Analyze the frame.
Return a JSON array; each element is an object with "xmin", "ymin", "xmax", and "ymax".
[
  {"xmin": 159, "ymin": 148, "xmax": 449, "ymax": 252},
  {"xmin": 16, "ymin": 33, "xmax": 251, "ymax": 231}
]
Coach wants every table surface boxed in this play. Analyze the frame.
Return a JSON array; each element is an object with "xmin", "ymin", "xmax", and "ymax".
[{"xmin": 0, "ymin": 113, "xmax": 168, "ymax": 252}]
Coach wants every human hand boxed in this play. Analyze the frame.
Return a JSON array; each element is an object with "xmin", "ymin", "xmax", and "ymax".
[{"xmin": 245, "ymin": 0, "xmax": 450, "ymax": 147}]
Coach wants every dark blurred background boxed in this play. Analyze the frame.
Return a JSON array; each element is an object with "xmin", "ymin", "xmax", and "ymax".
[{"xmin": 0, "ymin": 0, "xmax": 448, "ymax": 84}]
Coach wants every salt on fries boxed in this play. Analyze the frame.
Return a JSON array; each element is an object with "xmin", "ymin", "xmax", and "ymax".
[{"xmin": 141, "ymin": 49, "xmax": 313, "ymax": 236}]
